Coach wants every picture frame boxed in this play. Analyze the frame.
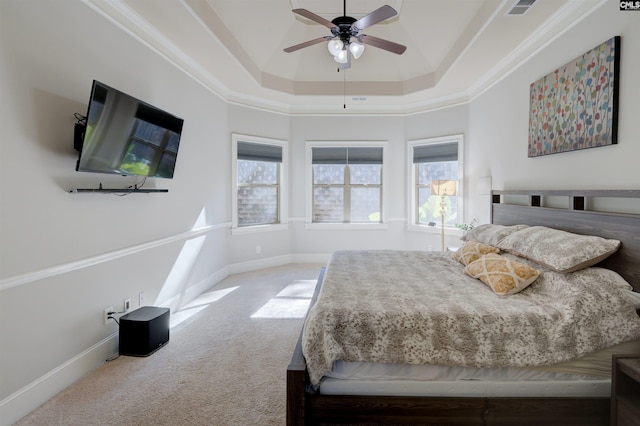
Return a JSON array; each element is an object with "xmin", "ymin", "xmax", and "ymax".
[{"xmin": 528, "ymin": 36, "xmax": 620, "ymax": 157}]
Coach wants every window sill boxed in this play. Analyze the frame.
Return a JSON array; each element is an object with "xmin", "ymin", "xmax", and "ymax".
[
  {"xmin": 305, "ymin": 222, "xmax": 389, "ymax": 231},
  {"xmin": 407, "ymin": 223, "xmax": 463, "ymax": 236},
  {"xmin": 231, "ymin": 223, "xmax": 289, "ymax": 235}
]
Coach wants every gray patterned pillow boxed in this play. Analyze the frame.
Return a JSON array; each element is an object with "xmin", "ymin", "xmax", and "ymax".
[
  {"xmin": 462, "ymin": 224, "xmax": 529, "ymax": 246},
  {"xmin": 497, "ymin": 226, "xmax": 621, "ymax": 273}
]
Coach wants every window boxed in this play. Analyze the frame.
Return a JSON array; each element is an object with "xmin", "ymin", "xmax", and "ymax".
[
  {"xmin": 232, "ymin": 134, "xmax": 287, "ymax": 230},
  {"xmin": 123, "ymin": 119, "xmax": 179, "ymax": 177},
  {"xmin": 309, "ymin": 144, "xmax": 385, "ymax": 224},
  {"xmin": 408, "ymin": 135, "xmax": 463, "ymax": 230}
]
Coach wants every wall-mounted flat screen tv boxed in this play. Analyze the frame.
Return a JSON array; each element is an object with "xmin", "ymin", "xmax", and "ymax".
[{"xmin": 76, "ymin": 80, "xmax": 184, "ymax": 179}]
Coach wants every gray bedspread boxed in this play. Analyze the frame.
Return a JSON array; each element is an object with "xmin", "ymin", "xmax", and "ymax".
[{"xmin": 302, "ymin": 250, "xmax": 640, "ymax": 385}]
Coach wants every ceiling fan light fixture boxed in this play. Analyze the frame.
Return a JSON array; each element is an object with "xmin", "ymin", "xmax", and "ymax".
[
  {"xmin": 327, "ymin": 39, "xmax": 344, "ymax": 56},
  {"xmin": 334, "ymin": 48, "xmax": 349, "ymax": 64},
  {"xmin": 285, "ymin": 4, "xmax": 406, "ymax": 69},
  {"xmin": 349, "ymin": 41, "xmax": 364, "ymax": 59}
]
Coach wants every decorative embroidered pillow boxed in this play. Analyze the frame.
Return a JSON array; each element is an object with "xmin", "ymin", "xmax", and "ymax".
[
  {"xmin": 462, "ymin": 224, "xmax": 529, "ymax": 246},
  {"xmin": 452, "ymin": 240, "xmax": 500, "ymax": 266},
  {"xmin": 496, "ymin": 226, "xmax": 621, "ymax": 273},
  {"xmin": 464, "ymin": 253, "xmax": 540, "ymax": 295}
]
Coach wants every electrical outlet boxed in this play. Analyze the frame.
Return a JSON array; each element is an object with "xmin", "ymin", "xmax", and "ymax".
[
  {"xmin": 104, "ymin": 306, "xmax": 113, "ymax": 325},
  {"xmin": 124, "ymin": 299, "xmax": 131, "ymax": 312},
  {"xmin": 256, "ymin": 245, "xmax": 261, "ymax": 254},
  {"xmin": 138, "ymin": 291, "xmax": 145, "ymax": 307}
]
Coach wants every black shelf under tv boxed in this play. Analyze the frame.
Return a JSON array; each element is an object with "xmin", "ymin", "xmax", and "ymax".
[{"xmin": 70, "ymin": 187, "xmax": 168, "ymax": 194}]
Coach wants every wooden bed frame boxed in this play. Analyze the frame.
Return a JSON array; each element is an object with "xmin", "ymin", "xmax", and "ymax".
[{"xmin": 287, "ymin": 189, "xmax": 640, "ymax": 425}]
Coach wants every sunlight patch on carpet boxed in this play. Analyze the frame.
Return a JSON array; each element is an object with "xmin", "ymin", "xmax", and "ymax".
[
  {"xmin": 250, "ymin": 298, "xmax": 311, "ymax": 319},
  {"xmin": 171, "ymin": 287, "xmax": 239, "ymax": 328},
  {"xmin": 275, "ymin": 280, "xmax": 316, "ymax": 298},
  {"xmin": 171, "ymin": 305, "xmax": 209, "ymax": 328},
  {"xmin": 182, "ymin": 286, "xmax": 239, "ymax": 310},
  {"xmin": 250, "ymin": 280, "xmax": 316, "ymax": 318}
]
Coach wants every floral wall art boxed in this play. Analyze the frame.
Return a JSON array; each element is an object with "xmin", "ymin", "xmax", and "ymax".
[{"xmin": 528, "ymin": 36, "xmax": 620, "ymax": 157}]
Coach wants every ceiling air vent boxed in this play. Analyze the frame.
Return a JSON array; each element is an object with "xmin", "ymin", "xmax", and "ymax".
[{"xmin": 507, "ymin": 0, "xmax": 537, "ymax": 15}]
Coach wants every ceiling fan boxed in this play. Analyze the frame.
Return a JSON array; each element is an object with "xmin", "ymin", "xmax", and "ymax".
[{"xmin": 283, "ymin": 0, "xmax": 407, "ymax": 70}]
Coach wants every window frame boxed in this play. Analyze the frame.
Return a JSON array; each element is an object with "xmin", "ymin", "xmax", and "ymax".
[
  {"xmin": 123, "ymin": 120, "xmax": 178, "ymax": 177},
  {"xmin": 305, "ymin": 141, "xmax": 388, "ymax": 229},
  {"xmin": 231, "ymin": 133, "xmax": 288, "ymax": 234},
  {"xmin": 407, "ymin": 134, "xmax": 464, "ymax": 233}
]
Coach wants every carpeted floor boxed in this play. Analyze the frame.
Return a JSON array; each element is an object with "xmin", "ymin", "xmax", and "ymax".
[{"xmin": 15, "ymin": 264, "xmax": 324, "ymax": 426}]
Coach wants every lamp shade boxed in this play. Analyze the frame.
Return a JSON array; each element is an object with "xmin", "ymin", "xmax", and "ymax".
[
  {"xmin": 327, "ymin": 39, "xmax": 344, "ymax": 56},
  {"xmin": 349, "ymin": 42, "xmax": 365, "ymax": 59},
  {"xmin": 334, "ymin": 49, "xmax": 349, "ymax": 64},
  {"xmin": 431, "ymin": 180, "xmax": 457, "ymax": 196}
]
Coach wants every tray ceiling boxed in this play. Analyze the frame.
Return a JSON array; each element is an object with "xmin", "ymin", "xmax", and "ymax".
[{"xmin": 84, "ymin": 0, "xmax": 604, "ymax": 114}]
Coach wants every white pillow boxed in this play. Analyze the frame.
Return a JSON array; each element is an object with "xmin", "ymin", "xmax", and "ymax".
[
  {"xmin": 497, "ymin": 226, "xmax": 620, "ymax": 273},
  {"xmin": 462, "ymin": 224, "xmax": 529, "ymax": 246},
  {"xmin": 626, "ymin": 291, "xmax": 640, "ymax": 309}
]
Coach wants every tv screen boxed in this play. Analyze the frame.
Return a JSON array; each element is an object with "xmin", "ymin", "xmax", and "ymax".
[{"xmin": 76, "ymin": 80, "xmax": 184, "ymax": 179}]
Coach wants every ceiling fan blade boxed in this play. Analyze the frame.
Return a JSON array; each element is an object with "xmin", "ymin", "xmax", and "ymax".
[
  {"xmin": 352, "ymin": 5, "xmax": 397, "ymax": 31},
  {"xmin": 283, "ymin": 36, "xmax": 331, "ymax": 53},
  {"xmin": 360, "ymin": 34, "xmax": 407, "ymax": 55},
  {"xmin": 292, "ymin": 9, "xmax": 337, "ymax": 29}
]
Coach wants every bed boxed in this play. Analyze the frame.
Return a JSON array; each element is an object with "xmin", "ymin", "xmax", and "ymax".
[{"xmin": 287, "ymin": 189, "xmax": 640, "ymax": 425}]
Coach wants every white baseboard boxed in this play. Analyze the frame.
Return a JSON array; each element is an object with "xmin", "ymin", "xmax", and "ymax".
[
  {"xmin": 226, "ymin": 253, "xmax": 330, "ymax": 275},
  {"xmin": 0, "ymin": 255, "xmax": 326, "ymax": 425},
  {"xmin": 226, "ymin": 254, "xmax": 292, "ymax": 275},
  {"xmin": 290, "ymin": 253, "xmax": 330, "ymax": 264},
  {"xmin": 0, "ymin": 266, "xmax": 229, "ymax": 426},
  {"xmin": 0, "ymin": 334, "xmax": 118, "ymax": 426}
]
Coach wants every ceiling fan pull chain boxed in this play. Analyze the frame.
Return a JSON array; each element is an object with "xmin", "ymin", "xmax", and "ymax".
[{"xmin": 343, "ymin": 71, "xmax": 347, "ymax": 109}]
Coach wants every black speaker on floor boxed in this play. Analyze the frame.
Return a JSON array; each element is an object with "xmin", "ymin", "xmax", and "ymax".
[{"xmin": 119, "ymin": 306, "xmax": 170, "ymax": 356}]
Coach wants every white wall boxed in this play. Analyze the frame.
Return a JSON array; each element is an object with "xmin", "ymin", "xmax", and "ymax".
[
  {"xmin": 2, "ymin": 0, "xmax": 639, "ymax": 424},
  {"xmin": 287, "ymin": 108, "xmax": 470, "ymax": 257},
  {"xmin": 469, "ymin": 1, "xmax": 640, "ymax": 198},
  {"xmin": 226, "ymin": 105, "xmax": 293, "ymax": 268},
  {"xmin": 289, "ymin": 114, "xmax": 408, "ymax": 255},
  {"xmin": 0, "ymin": 1, "xmax": 236, "ymax": 423}
]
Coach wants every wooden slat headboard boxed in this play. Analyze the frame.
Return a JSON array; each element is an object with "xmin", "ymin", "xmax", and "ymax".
[{"xmin": 491, "ymin": 190, "xmax": 640, "ymax": 292}]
